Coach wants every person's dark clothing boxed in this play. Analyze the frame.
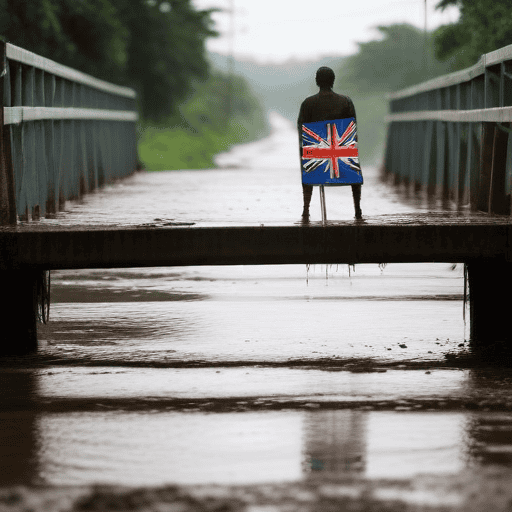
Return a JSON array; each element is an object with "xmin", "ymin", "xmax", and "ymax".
[
  {"xmin": 297, "ymin": 89, "xmax": 356, "ymax": 130},
  {"xmin": 297, "ymin": 88, "xmax": 362, "ymax": 219}
]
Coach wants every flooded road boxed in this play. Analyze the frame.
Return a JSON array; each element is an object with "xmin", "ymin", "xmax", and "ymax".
[{"xmin": 2, "ymin": 113, "xmax": 512, "ymax": 507}]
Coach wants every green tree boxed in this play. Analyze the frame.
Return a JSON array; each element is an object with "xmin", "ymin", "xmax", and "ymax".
[
  {"xmin": 0, "ymin": 0, "xmax": 128, "ymax": 81},
  {"xmin": 337, "ymin": 23, "xmax": 452, "ymax": 94},
  {"xmin": 434, "ymin": 0, "xmax": 512, "ymax": 70},
  {"xmin": 0, "ymin": 0, "xmax": 217, "ymax": 121},
  {"xmin": 117, "ymin": 0, "xmax": 216, "ymax": 121}
]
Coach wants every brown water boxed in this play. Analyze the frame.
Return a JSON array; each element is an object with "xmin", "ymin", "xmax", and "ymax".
[{"xmin": 3, "ymin": 112, "xmax": 512, "ymax": 492}]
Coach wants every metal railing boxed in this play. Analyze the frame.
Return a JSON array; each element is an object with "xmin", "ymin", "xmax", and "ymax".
[
  {"xmin": 0, "ymin": 42, "xmax": 139, "ymax": 224},
  {"xmin": 383, "ymin": 43, "xmax": 512, "ymax": 214}
]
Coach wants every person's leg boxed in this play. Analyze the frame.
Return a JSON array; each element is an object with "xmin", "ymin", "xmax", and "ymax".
[
  {"xmin": 302, "ymin": 184, "xmax": 313, "ymax": 218},
  {"xmin": 351, "ymin": 184, "xmax": 362, "ymax": 219}
]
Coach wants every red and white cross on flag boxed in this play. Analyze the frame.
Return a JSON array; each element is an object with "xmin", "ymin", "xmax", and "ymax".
[{"xmin": 301, "ymin": 119, "xmax": 361, "ymax": 182}]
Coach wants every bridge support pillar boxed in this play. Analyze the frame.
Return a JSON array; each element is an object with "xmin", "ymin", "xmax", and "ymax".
[
  {"xmin": 1, "ymin": 270, "xmax": 38, "ymax": 355},
  {"xmin": 467, "ymin": 259, "xmax": 512, "ymax": 348}
]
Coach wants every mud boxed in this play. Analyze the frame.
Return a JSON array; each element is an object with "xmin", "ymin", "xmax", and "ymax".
[{"xmin": 2, "ymin": 467, "xmax": 512, "ymax": 512}]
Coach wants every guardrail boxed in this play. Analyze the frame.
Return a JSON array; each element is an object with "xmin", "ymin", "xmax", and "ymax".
[
  {"xmin": 0, "ymin": 41, "xmax": 139, "ymax": 225},
  {"xmin": 383, "ymin": 43, "xmax": 512, "ymax": 214}
]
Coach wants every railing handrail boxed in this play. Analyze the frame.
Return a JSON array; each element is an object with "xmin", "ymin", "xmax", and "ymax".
[
  {"xmin": 4, "ymin": 106, "xmax": 138, "ymax": 125},
  {"xmin": 5, "ymin": 43, "xmax": 136, "ymax": 99},
  {"xmin": 388, "ymin": 106, "xmax": 512, "ymax": 123},
  {"xmin": 388, "ymin": 42, "xmax": 512, "ymax": 102}
]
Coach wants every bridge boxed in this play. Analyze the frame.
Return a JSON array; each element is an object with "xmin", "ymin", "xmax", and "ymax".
[{"xmin": 1, "ymin": 42, "xmax": 512, "ymax": 355}]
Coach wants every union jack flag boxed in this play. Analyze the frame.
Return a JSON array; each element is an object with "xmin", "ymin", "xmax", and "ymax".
[{"xmin": 301, "ymin": 117, "xmax": 363, "ymax": 185}]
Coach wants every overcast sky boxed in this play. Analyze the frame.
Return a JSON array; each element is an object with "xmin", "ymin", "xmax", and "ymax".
[{"xmin": 191, "ymin": 0, "xmax": 460, "ymax": 63}]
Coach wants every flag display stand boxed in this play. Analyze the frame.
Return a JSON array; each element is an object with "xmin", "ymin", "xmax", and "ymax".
[{"xmin": 319, "ymin": 185, "xmax": 327, "ymax": 225}]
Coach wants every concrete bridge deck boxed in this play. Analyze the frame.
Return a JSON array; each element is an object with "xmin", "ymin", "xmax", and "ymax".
[{"xmin": 1, "ymin": 212, "xmax": 511, "ymax": 270}]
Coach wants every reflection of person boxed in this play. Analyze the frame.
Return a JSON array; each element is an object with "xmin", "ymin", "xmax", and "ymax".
[{"xmin": 298, "ymin": 66, "xmax": 362, "ymax": 221}]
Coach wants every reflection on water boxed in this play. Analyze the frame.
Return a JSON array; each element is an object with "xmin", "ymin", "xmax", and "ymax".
[
  {"xmin": 365, "ymin": 411, "xmax": 465, "ymax": 478},
  {"xmin": 1, "ymin": 366, "xmax": 512, "ymax": 486},
  {"xmin": 304, "ymin": 410, "xmax": 367, "ymax": 475},
  {"xmin": 2, "ymin": 404, "xmax": 512, "ymax": 486},
  {"xmin": 466, "ymin": 414, "xmax": 512, "ymax": 466},
  {"xmin": 0, "ymin": 372, "xmax": 40, "ymax": 485},
  {"xmin": 36, "ymin": 411, "xmax": 304, "ymax": 486}
]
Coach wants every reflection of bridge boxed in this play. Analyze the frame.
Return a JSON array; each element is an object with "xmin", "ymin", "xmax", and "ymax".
[
  {"xmin": 304, "ymin": 410, "xmax": 366, "ymax": 475},
  {"xmin": 1, "ymin": 42, "xmax": 512, "ymax": 354}
]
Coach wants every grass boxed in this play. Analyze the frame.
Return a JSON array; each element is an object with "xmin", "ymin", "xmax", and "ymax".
[{"xmin": 138, "ymin": 116, "xmax": 267, "ymax": 171}]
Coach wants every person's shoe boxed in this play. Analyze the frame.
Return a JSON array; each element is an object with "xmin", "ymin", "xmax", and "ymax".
[
  {"xmin": 355, "ymin": 208, "xmax": 362, "ymax": 220},
  {"xmin": 301, "ymin": 210, "xmax": 310, "ymax": 222}
]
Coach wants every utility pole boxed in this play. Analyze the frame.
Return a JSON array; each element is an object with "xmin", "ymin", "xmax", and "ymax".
[
  {"xmin": 227, "ymin": 0, "xmax": 235, "ymax": 120},
  {"xmin": 423, "ymin": 0, "xmax": 429, "ymax": 77}
]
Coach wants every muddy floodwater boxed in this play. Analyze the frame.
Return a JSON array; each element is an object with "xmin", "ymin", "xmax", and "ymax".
[{"xmin": 2, "ymin": 113, "xmax": 512, "ymax": 510}]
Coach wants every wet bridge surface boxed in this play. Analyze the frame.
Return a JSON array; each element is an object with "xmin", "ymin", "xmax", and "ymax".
[{"xmin": 1, "ymin": 212, "xmax": 511, "ymax": 269}]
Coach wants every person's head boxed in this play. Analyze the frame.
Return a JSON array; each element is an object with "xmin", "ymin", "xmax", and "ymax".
[{"xmin": 315, "ymin": 66, "xmax": 335, "ymax": 89}]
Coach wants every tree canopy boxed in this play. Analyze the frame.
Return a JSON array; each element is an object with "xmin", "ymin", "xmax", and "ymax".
[
  {"xmin": 336, "ymin": 23, "xmax": 452, "ymax": 95},
  {"xmin": 0, "ymin": 0, "xmax": 217, "ymax": 121},
  {"xmin": 434, "ymin": 0, "xmax": 512, "ymax": 70}
]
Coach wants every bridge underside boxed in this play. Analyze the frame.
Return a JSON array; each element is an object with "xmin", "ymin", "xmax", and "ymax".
[{"xmin": 1, "ymin": 213, "xmax": 511, "ymax": 355}]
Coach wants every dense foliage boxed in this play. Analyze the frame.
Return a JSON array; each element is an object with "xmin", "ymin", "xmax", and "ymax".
[
  {"xmin": 138, "ymin": 71, "xmax": 268, "ymax": 170},
  {"xmin": 0, "ymin": 0, "xmax": 216, "ymax": 121},
  {"xmin": 433, "ymin": 0, "xmax": 512, "ymax": 70},
  {"xmin": 337, "ymin": 24, "xmax": 452, "ymax": 94}
]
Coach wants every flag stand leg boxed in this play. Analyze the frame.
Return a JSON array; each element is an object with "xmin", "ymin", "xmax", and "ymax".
[{"xmin": 319, "ymin": 185, "xmax": 327, "ymax": 225}]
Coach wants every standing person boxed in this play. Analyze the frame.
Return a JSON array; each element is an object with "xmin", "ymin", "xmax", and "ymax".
[{"xmin": 298, "ymin": 66, "xmax": 362, "ymax": 220}]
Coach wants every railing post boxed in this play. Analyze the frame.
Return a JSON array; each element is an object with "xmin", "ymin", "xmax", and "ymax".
[
  {"xmin": 478, "ymin": 122, "xmax": 495, "ymax": 211},
  {"xmin": 0, "ymin": 42, "xmax": 16, "ymax": 225},
  {"xmin": 489, "ymin": 123, "xmax": 510, "ymax": 214},
  {"xmin": 469, "ymin": 123, "xmax": 482, "ymax": 211},
  {"xmin": 44, "ymin": 72, "xmax": 57, "ymax": 215}
]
